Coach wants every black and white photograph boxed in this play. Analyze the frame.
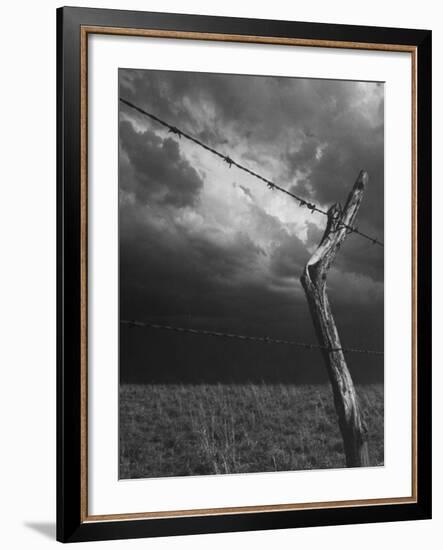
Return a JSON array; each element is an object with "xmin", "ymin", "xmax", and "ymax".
[
  {"xmin": 118, "ymin": 68, "xmax": 384, "ymax": 479},
  {"xmin": 0, "ymin": 0, "xmax": 435, "ymax": 546}
]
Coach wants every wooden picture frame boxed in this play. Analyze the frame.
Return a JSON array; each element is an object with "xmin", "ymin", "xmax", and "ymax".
[{"xmin": 57, "ymin": 6, "xmax": 432, "ymax": 543}]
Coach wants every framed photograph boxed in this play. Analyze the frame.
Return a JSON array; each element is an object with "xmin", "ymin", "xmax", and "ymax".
[{"xmin": 57, "ymin": 6, "xmax": 432, "ymax": 543}]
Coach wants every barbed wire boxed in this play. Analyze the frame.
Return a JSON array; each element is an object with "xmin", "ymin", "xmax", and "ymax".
[
  {"xmin": 121, "ymin": 320, "xmax": 383, "ymax": 356},
  {"xmin": 120, "ymin": 97, "xmax": 383, "ymax": 248}
]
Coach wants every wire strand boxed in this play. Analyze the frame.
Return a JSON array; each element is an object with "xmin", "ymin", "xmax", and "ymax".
[
  {"xmin": 121, "ymin": 320, "xmax": 383, "ymax": 356},
  {"xmin": 120, "ymin": 97, "xmax": 383, "ymax": 247}
]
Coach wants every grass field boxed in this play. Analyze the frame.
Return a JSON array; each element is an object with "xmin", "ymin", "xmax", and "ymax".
[{"xmin": 119, "ymin": 383, "xmax": 384, "ymax": 479}]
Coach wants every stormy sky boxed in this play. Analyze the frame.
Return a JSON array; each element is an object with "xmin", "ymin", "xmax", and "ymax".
[{"xmin": 119, "ymin": 68, "xmax": 384, "ymax": 384}]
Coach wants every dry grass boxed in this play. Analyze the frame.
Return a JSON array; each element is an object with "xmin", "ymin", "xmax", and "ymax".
[{"xmin": 119, "ymin": 383, "xmax": 384, "ymax": 479}]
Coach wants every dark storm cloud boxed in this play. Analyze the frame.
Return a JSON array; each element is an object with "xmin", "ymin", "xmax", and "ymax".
[
  {"xmin": 120, "ymin": 69, "xmax": 384, "ymax": 234},
  {"xmin": 119, "ymin": 120, "xmax": 203, "ymax": 208},
  {"xmin": 119, "ymin": 206, "xmax": 382, "ymax": 384},
  {"xmin": 291, "ymin": 123, "xmax": 384, "ymax": 232},
  {"xmin": 285, "ymin": 138, "xmax": 319, "ymax": 175},
  {"xmin": 269, "ymin": 232, "xmax": 309, "ymax": 279},
  {"xmin": 334, "ymin": 235, "xmax": 384, "ymax": 283},
  {"xmin": 120, "ymin": 200, "xmax": 299, "ymax": 338},
  {"xmin": 119, "ymin": 69, "xmax": 384, "ymax": 383}
]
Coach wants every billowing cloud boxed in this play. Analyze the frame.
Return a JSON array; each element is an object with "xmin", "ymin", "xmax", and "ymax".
[
  {"xmin": 120, "ymin": 120, "xmax": 203, "ymax": 208},
  {"xmin": 119, "ymin": 68, "xmax": 384, "ymax": 384}
]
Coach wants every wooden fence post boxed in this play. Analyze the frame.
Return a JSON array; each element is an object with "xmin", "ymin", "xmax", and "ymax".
[{"xmin": 300, "ymin": 170, "xmax": 370, "ymax": 467}]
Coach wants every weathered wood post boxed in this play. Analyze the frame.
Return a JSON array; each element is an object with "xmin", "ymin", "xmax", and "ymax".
[{"xmin": 300, "ymin": 170, "xmax": 370, "ymax": 467}]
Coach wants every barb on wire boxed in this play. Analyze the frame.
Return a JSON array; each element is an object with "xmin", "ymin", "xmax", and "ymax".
[
  {"xmin": 119, "ymin": 97, "xmax": 383, "ymax": 247},
  {"xmin": 121, "ymin": 320, "xmax": 384, "ymax": 356}
]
